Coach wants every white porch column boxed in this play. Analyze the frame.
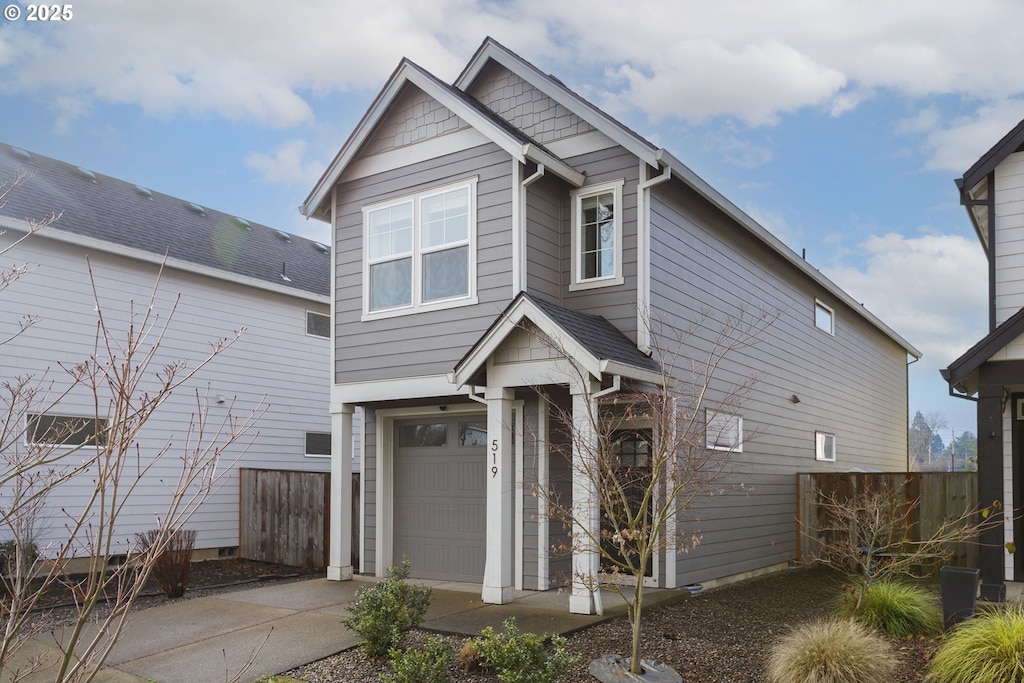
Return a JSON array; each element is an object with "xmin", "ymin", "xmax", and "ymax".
[
  {"xmin": 482, "ymin": 387, "xmax": 514, "ymax": 604},
  {"xmin": 327, "ymin": 403, "xmax": 354, "ymax": 581},
  {"xmin": 570, "ymin": 377, "xmax": 601, "ymax": 614}
]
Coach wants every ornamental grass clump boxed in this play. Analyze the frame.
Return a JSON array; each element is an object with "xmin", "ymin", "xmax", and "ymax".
[
  {"xmin": 926, "ymin": 604, "xmax": 1024, "ymax": 683},
  {"xmin": 836, "ymin": 579, "xmax": 942, "ymax": 637},
  {"xmin": 765, "ymin": 617, "xmax": 896, "ymax": 683},
  {"xmin": 342, "ymin": 559, "xmax": 431, "ymax": 658}
]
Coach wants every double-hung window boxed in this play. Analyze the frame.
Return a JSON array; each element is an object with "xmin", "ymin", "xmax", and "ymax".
[
  {"xmin": 571, "ymin": 180, "xmax": 624, "ymax": 290},
  {"xmin": 363, "ymin": 179, "xmax": 476, "ymax": 318}
]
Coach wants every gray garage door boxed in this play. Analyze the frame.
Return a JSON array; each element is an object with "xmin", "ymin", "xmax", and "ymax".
[{"xmin": 393, "ymin": 416, "xmax": 487, "ymax": 582}]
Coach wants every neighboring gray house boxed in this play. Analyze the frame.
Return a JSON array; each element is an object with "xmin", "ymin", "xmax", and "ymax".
[
  {"xmin": 942, "ymin": 117, "xmax": 1024, "ymax": 600},
  {"xmin": 0, "ymin": 143, "xmax": 338, "ymax": 559},
  {"xmin": 303, "ymin": 38, "xmax": 920, "ymax": 612}
]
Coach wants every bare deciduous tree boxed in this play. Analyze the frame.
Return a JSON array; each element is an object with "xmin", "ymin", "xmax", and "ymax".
[
  {"xmin": 0, "ymin": 177, "xmax": 262, "ymax": 682},
  {"xmin": 536, "ymin": 307, "xmax": 775, "ymax": 675}
]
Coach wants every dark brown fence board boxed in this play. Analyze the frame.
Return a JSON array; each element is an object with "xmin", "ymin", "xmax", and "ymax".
[{"xmin": 797, "ymin": 472, "xmax": 978, "ymax": 570}]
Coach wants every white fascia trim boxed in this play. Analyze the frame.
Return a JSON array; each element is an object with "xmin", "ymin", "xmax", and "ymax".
[
  {"xmin": 546, "ymin": 130, "xmax": 618, "ymax": 159},
  {"xmin": 523, "ymin": 145, "xmax": 584, "ymax": 187},
  {"xmin": 654, "ymin": 148, "xmax": 921, "ymax": 359},
  {"xmin": 452, "ymin": 297, "xmax": 603, "ymax": 387},
  {"xmin": 600, "ymin": 360, "xmax": 663, "ymax": 385},
  {"xmin": 331, "ymin": 374, "xmax": 456, "ymax": 407},
  {"xmin": 0, "ymin": 216, "xmax": 329, "ymax": 305},
  {"xmin": 341, "ymin": 128, "xmax": 492, "ymax": 183},
  {"xmin": 455, "ymin": 40, "xmax": 659, "ymax": 168}
]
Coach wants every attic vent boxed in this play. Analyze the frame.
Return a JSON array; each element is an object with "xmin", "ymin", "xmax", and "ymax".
[
  {"xmin": 10, "ymin": 147, "xmax": 31, "ymax": 160},
  {"xmin": 313, "ymin": 242, "xmax": 329, "ymax": 255},
  {"xmin": 134, "ymin": 185, "xmax": 152, "ymax": 197},
  {"xmin": 275, "ymin": 230, "xmax": 292, "ymax": 242},
  {"xmin": 187, "ymin": 202, "xmax": 205, "ymax": 215},
  {"xmin": 76, "ymin": 167, "xmax": 96, "ymax": 181},
  {"xmin": 234, "ymin": 217, "xmax": 251, "ymax": 229},
  {"xmin": 280, "ymin": 262, "xmax": 292, "ymax": 282}
]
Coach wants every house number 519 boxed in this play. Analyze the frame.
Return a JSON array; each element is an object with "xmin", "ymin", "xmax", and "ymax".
[{"xmin": 491, "ymin": 439, "xmax": 498, "ymax": 478}]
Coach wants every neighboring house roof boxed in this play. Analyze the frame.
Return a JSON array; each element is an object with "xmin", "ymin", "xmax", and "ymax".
[
  {"xmin": 955, "ymin": 117, "xmax": 1024, "ymax": 254},
  {"xmin": 0, "ymin": 143, "xmax": 330, "ymax": 301},
  {"xmin": 453, "ymin": 292, "xmax": 663, "ymax": 388},
  {"xmin": 303, "ymin": 36, "xmax": 921, "ymax": 359},
  {"xmin": 941, "ymin": 304, "xmax": 1024, "ymax": 395}
]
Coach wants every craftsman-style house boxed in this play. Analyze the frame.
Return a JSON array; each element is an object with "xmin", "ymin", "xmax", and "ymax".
[{"xmin": 304, "ymin": 38, "xmax": 919, "ymax": 612}]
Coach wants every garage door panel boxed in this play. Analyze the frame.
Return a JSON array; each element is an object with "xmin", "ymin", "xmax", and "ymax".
[{"xmin": 393, "ymin": 416, "xmax": 486, "ymax": 583}]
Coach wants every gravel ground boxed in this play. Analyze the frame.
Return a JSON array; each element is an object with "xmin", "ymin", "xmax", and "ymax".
[{"xmin": 287, "ymin": 567, "xmax": 939, "ymax": 683}]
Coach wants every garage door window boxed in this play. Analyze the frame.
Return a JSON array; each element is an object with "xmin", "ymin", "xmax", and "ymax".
[{"xmin": 398, "ymin": 422, "xmax": 447, "ymax": 448}]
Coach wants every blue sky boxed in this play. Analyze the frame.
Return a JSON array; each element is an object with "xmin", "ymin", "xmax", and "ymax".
[{"xmin": 2, "ymin": 0, "xmax": 1022, "ymax": 436}]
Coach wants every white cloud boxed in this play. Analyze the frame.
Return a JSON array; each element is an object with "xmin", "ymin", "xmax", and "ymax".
[
  {"xmin": 825, "ymin": 231, "xmax": 987, "ymax": 370},
  {"xmin": 901, "ymin": 100, "xmax": 1024, "ymax": 173},
  {"xmin": 2, "ymin": 0, "xmax": 1024, "ymax": 135},
  {"xmin": 246, "ymin": 139, "xmax": 325, "ymax": 186}
]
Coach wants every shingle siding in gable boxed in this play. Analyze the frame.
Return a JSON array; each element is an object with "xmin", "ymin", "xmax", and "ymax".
[
  {"xmin": 645, "ymin": 180, "xmax": 908, "ymax": 587},
  {"xmin": 333, "ymin": 143, "xmax": 514, "ymax": 383},
  {"xmin": 467, "ymin": 62, "xmax": 594, "ymax": 145},
  {"xmin": 362, "ymin": 85, "xmax": 470, "ymax": 156}
]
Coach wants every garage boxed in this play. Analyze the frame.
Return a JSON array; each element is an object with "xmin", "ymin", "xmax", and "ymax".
[{"xmin": 392, "ymin": 416, "xmax": 487, "ymax": 582}]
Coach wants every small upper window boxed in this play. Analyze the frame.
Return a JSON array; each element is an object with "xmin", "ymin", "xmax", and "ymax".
[
  {"xmin": 363, "ymin": 179, "xmax": 477, "ymax": 318},
  {"xmin": 27, "ymin": 413, "xmax": 106, "ymax": 447},
  {"xmin": 706, "ymin": 410, "xmax": 743, "ymax": 453},
  {"xmin": 571, "ymin": 180, "xmax": 624, "ymax": 290},
  {"xmin": 814, "ymin": 300, "xmax": 834, "ymax": 335},
  {"xmin": 816, "ymin": 432, "xmax": 836, "ymax": 462},
  {"xmin": 306, "ymin": 311, "xmax": 330, "ymax": 338},
  {"xmin": 305, "ymin": 431, "xmax": 331, "ymax": 458}
]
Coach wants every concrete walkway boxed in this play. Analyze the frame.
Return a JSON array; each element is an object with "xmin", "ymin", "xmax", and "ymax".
[{"xmin": 19, "ymin": 577, "xmax": 687, "ymax": 683}]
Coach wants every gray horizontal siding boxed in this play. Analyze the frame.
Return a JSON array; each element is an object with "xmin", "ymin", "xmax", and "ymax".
[
  {"xmin": 0, "ymin": 234, "xmax": 332, "ymax": 554},
  {"xmin": 333, "ymin": 143, "xmax": 514, "ymax": 383},
  {"xmin": 525, "ymin": 174, "xmax": 565, "ymax": 302},
  {"xmin": 647, "ymin": 179, "xmax": 908, "ymax": 587}
]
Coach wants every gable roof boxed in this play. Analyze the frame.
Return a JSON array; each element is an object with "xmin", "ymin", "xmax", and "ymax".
[
  {"xmin": 941, "ymin": 304, "xmax": 1024, "ymax": 395},
  {"xmin": 303, "ymin": 37, "xmax": 920, "ymax": 359},
  {"xmin": 301, "ymin": 58, "xmax": 584, "ymax": 221},
  {"xmin": 955, "ymin": 117, "xmax": 1024, "ymax": 254},
  {"xmin": 452, "ymin": 292, "xmax": 663, "ymax": 388},
  {"xmin": 0, "ymin": 143, "xmax": 329, "ymax": 301}
]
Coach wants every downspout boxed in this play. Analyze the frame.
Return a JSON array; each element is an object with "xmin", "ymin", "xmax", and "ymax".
[
  {"xmin": 636, "ymin": 161, "xmax": 672, "ymax": 354},
  {"xmin": 514, "ymin": 163, "xmax": 545, "ymax": 295}
]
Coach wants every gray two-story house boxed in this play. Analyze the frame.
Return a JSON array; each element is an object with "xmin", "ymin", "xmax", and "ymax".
[{"xmin": 303, "ymin": 38, "xmax": 920, "ymax": 612}]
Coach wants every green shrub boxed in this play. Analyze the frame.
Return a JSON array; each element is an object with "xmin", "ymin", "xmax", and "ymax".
[
  {"xmin": 341, "ymin": 558, "xmax": 431, "ymax": 658},
  {"xmin": 471, "ymin": 617, "xmax": 577, "ymax": 683},
  {"xmin": 0, "ymin": 539, "xmax": 38, "ymax": 576},
  {"xmin": 836, "ymin": 579, "xmax": 942, "ymax": 637},
  {"xmin": 926, "ymin": 605, "xmax": 1024, "ymax": 683},
  {"xmin": 380, "ymin": 635, "xmax": 453, "ymax": 683},
  {"xmin": 765, "ymin": 617, "xmax": 896, "ymax": 683}
]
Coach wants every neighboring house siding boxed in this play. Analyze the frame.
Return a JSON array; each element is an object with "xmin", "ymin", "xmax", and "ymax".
[
  {"xmin": 467, "ymin": 62, "xmax": 595, "ymax": 145},
  {"xmin": 647, "ymin": 181, "xmax": 908, "ymax": 584},
  {"xmin": 559, "ymin": 146, "xmax": 640, "ymax": 340},
  {"xmin": 995, "ymin": 151, "xmax": 1024, "ymax": 327},
  {"xmin": 0, "ymin": 234, "xmax": 331, "ymax": 552},
  {"xmin": 333, "ymin": 143, "xmax": 514, "ymax": 383},
  {"xmin": 362, "ymin": 84, "xmax": 470, "ymax": 156}
]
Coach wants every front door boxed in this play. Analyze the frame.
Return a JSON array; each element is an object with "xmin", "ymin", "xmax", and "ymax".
[{"xmin": 600, "ymin": 429, "xmax": 654, "ymax": 580}]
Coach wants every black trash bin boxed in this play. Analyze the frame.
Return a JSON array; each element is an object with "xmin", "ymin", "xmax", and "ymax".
[{"xmin": 940, "ymin": 565, "xmax": 980, "ymax": 630}]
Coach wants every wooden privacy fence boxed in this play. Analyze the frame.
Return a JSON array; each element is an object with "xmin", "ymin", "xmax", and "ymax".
[
  {"xmin": 239, "ymin": 468, "xmax": 361, "ymax": 570},
  {"xmin": 797, "ymin": 472, "xmax": 978, "ymax": 571}
]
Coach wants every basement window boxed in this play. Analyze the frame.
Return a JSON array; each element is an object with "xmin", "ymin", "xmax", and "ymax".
[{"xmin": 27, "ymin": 413, "xmax": 106, "ymax": 448}]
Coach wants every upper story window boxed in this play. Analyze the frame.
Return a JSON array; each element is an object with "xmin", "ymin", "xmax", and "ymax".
[
  {"xmin": 363, "ymin": 179, "xmax": 477, "ymax": 319},
  {"xmin": 815, "ymin": 431, "xmax": 836, "ymax": 462},
  {"xmin": 814, "ymin": 300, "xmax": 834, "ymax": 335},
  {"xmin": 570, "ymin": 180, "xmax": 624, "ymax": 291},
  {"xmin": 306, "ymin": 311, "xmax": 330, "ymax": 338}
]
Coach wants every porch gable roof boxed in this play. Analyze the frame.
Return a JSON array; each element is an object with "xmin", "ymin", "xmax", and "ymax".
[
  {"xmin": 941, "ymin": 304, "xmax": 1024, "ymax": 394},
  {"xmin": 451, "ymin": 292, "xmax": 662, "ymax": 388}
]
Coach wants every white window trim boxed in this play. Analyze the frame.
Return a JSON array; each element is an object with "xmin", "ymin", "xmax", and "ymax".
[
  {"xmin": 816, "ymin": 431, "xmax": 836, "ymax": 462},
  {"xmin": 304, "ymin": 430, "xmax": 332, "ymax": 458},
  {"xmin": 569, "ymin": 179, "xmax": 625, "ymax": 291},
  {"xmin": 305, "ymin": 310, "xmax": 330, "ymax": 339},
  {"xmin": 361, "ymin": 178, "xmax": 479, "ymax": 321},
  {"xmin": 814, "ymin": 299, "xmax": 834, "ymax": 336},
  {"xmin": 705, "ymin": 410, "xmax": 743, "ymax": 453}
]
